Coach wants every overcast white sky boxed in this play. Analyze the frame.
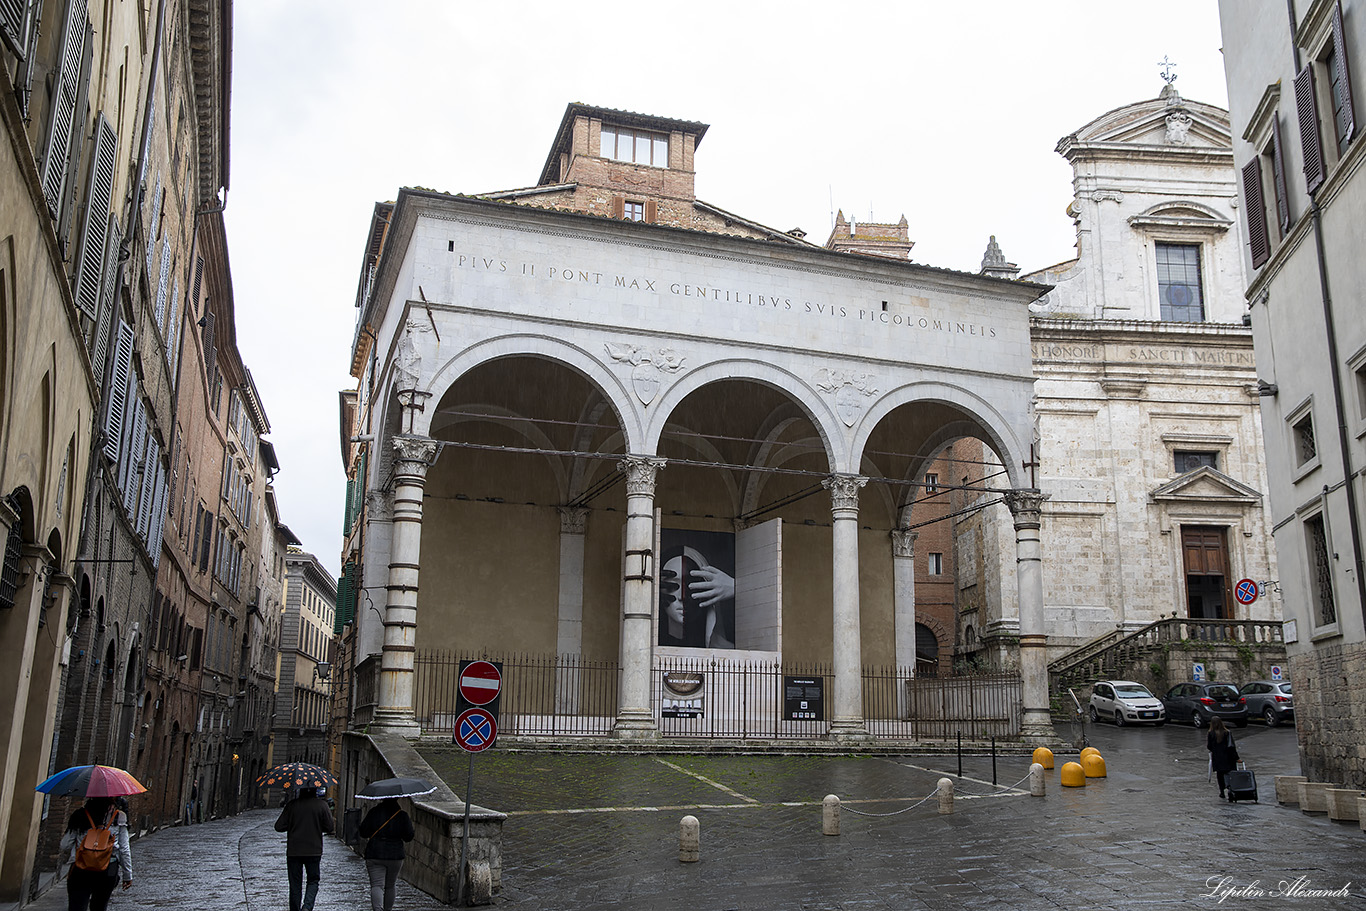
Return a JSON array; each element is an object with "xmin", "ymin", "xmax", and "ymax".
[{"xmin": 224, "ymin": 1, "xmax": 1230, "ymax": 578}]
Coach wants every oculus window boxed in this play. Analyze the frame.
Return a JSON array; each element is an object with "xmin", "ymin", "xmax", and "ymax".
[
  {"xmin": 1156, "ymin": 242, "xmax": 1204, "ymax": 321},
  {"xmin": 1174, "ymin": 450, "xmax": 1217, "ymax": 473}
]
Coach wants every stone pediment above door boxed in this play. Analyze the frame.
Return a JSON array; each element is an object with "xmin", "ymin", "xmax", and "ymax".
[{"xmin": 1149, "ymin": 466, "xmax": 1262, "ymax": 505}]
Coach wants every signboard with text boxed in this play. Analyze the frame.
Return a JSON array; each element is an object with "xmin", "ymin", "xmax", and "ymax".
[{"xmin": 784, "ymin": 676, "xmax": 824, "ymax": 721}]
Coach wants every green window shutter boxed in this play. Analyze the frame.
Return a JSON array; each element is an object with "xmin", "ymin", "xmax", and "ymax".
[{"xmin": 343, "ymin": 478, "xmax": 355, "ymax": 532}]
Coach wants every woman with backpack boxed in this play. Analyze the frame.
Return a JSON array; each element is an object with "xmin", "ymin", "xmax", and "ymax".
[
  {"xmin": 60, "ymin": 796, "xmax": 133, "ymax": 910},
  {"xmin": 357, "ymin": 797, "xmax": 416, "ymax": 911}
]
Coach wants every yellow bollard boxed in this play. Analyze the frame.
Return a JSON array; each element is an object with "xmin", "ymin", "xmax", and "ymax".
[
  {"xmin": 1082, "ymin": 752, "xmax": 1107, "ymax": 778},
  {"xmin": 1061, "ymin": 761, "xmax": 1086, "ymax": 787},
  {"xmin": 1032, "ymin": 747, "xmax": 1054, "ymax": 770},
  {"xmin": 1080, "ymin": 747, "xmax": 1101, "ymax": 762}
]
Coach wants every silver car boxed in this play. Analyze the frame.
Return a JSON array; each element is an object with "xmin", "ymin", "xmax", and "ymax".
[
  {"xmin": 1240, "ymin": 680, "xmax": 1294, "ymax": 726},
  {"xmin": 1089, "ymin": 680, "xmax": 1167, "ymax": 726}
]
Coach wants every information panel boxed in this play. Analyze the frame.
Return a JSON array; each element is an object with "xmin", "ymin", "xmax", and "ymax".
[{"xmin": 784, "ymin": 676, "xmax": 824, "ymax": 721}]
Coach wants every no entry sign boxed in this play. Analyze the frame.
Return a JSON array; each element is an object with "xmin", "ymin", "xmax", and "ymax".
[
  {"xmin": 1234, "ymin": 578, "xmax": 1259, "ymax": 605},
  {"xmin": 455, "ymin": 708, "xmax": 498, "ymax": 752},
  {"xmin": 458, "ymin": 660, "xmax": 502, "ymax": 706}
]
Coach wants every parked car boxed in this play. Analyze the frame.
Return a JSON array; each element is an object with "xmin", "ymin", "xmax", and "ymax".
[
  {"xmin": 1161, "ymin": 682, "xmax": 1248, "ymax": 728},
  {"xmin": 1240, "ymin": 680, "xmax": 1294, "ymax": 726},
  {"xmin": 1089, "ymin": 680, "xmax": 1167, "ymax": 726}
]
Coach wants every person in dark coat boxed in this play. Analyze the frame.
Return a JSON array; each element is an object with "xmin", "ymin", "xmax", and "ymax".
[
  {"xmin": 60, "ymin": 796, "xmax": 133, "ymax": 911},
  {"xmin": 274, "ymin": 787, "xmax": 335, "ymax": 911},
  {"xmin": 358, "ymin": 797, "xmax": 416, "ymax": 911},
  {"xmin": 1207, "ymin": 716, "xmax": 1240, "ymax": 798}
]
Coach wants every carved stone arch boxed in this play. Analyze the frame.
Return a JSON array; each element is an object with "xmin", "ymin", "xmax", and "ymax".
[
  {"xmin": 0, "ymin": 236, "xmax": 14, "ymax": 447},
  {"xmin": 737, "ymin": 416, "xmax": 821, "ymax": 519},
  {"xmin": 850, "ymin": 381, "xmax": 1028, "ymax": 492},
  {"xmin": 915, "ymin": 615, "xmax": 952, "ymax": 669},
  {"xmin": 1133, "ymin": 199, "xmax": 1233, "ymax": 223},
  {"xmin": 420, "ymin": 334, "xmax": 641, "ymax": 452},
  {"xmin": 428, "ymin": 401, "xmax": 572, "ymax": 499},
  {"xmin": 566, "ymin": 398, "xmax": 628, "ymax": 503},
  {"xmin": 643, "ymin": 359, "xmax": 842, "ymax": 470}
]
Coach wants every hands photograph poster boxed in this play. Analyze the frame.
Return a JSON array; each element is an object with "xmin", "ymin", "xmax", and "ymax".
[{"xmin": 658, "ymin": 529, "xmax": 736, "ymax": 650}]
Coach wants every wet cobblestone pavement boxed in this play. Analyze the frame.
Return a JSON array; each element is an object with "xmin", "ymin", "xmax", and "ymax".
[
  {"xmin": 423, "ymin": 723, "xmax": 1363, "ymax": 910},
  {"xmin": 19, "ymin": 723, "xmax": 1364, "ymax": 910},
  {"xmin": 21, "ymin": 807, "xmax": 449, "ymax": 911}
]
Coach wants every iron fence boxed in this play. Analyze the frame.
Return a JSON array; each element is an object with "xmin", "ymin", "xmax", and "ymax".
[{"xmin": 412, "ymin": 650, "xmax": 1020, "ymax": 740}]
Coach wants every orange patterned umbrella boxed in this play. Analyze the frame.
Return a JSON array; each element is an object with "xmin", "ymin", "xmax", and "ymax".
[{"xmin": 255, "ymin": 762, "xmax": 338, "ymax": 794}]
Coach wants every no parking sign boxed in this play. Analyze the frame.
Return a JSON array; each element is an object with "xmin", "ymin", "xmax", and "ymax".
[{"xmin": 1234, "ymin": 578, "xmax": 1259, "ymax": 605}]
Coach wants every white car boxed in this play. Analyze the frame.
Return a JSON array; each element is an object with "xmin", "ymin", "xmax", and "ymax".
[{"xmin": 1089, "ymin": 680, "xmax": 1166, "ymax": 726}]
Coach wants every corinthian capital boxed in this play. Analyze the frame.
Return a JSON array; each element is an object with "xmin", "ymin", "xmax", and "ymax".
[
  {"xmin": 890, "ymin": 528, "xmax": 918, "ymax": 558},
  {"xmin": 618, "ymin": 456, "xmax": 666, "ymax": 498},
  {"xmin": 393, "ymin": 436, "xmax": 440, "ymax": 467},
  {"xmin": 823, "ymin": 474, "xmax": 867, "ymax": 512},
  {"xmin": 1004, "ymin": 489, "xmax": 1049, "ymax": 527}
]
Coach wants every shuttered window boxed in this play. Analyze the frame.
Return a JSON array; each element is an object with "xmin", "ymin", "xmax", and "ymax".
[
  {"xmin": 1270, "ymin": 115, "xmax": 1291, "ymax": 234},
  {"xmin": 102, "ymin": 321, "xmax": 135, "ymax": 464},
  {"xmin": 73, "ymin": 114, "xmax": 117, "ymax": 319},
  {"xmin": 145, "ymin": 175, "xmax": 163, "ymax": 277},
  {"xmin": 165, "ymin": 280, "xmax": 180, "ymax": 369},
  {"xmin": 40, "ymin": 0, "xmax": 90, "ymax": 217},
  {"xmin": 1296, "ymin": 64, "xmax": 1327, "ymax": 194},
  {"xmin": 1330, "ymin": 0, "xmax": 1356, "ymax": 154},
  {"xmin": 0, "ymin": 0, "xmax": 34, "ymax": 58},
  {"xmin": 1241, "ymin": 160, "xmax": 1271, "ymax": 269},
  {"xmin": 90, "ymin": 214, "xmax": 121, "ymax": 378},
  {"xmin": 123, "ymin": 402, "xmax": 146, "ymax": 515},
  {"xmin": 154, "ymin": 237, "xmax": 172, "ymax": 331}
]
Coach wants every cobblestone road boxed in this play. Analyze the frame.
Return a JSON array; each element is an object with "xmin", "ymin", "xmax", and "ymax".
[
  {"xmin": 19, "ymin": 723, "xmax": 1364, "ymax": 910},
  {"xmin": 423, "ymin": 723, "xmax": 1362, "ymax": 910}
]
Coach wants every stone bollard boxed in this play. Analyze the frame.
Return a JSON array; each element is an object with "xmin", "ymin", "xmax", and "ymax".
[
  {"xmin": 937, "ymin": 777, "xmax": 954, "ymax": 815},
  {"xmin": 822, "ymin": 794, "xmax": 840, "ymax": 836},
  {"xmin": 679, "ymin": 815, "xmax": 700, "ymax": 862},
  {"xmin": 1030, "ymin": 762, "xmax": 1046, "ymax": 797},
  {"xmin": 465, "ymin": 860, "xmax": 493, "ymax": 906},
  {"xmin": 1325, "ymin": 789, "xmax": 1364, "ymax": 822},
  {"xmin": 1275, "ymin": 775, "xmax": 1307, "ymax": 805},
  {"xmin": 1358, "ymin": 796, "xmax": 1366, "ymax": 832},
  {"xmin": 1298, "ymin": 781, "xmax": 1332, "ymax": 814}
]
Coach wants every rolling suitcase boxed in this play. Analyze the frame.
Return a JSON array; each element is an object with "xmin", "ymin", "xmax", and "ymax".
[{"xmin": 1226, "ymin": 763, "xmax": 1257, "ymax": 802}]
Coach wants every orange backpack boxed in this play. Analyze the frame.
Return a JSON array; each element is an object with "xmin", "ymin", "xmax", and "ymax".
[{"xmin": 74, "ymin": 809, "xmax": 115, "ymax": 872}]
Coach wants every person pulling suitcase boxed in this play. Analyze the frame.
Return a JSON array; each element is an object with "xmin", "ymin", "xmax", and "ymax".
[{"xmin": 1207, "ymin": 717, "xmax": 1239, "ymax": 799}]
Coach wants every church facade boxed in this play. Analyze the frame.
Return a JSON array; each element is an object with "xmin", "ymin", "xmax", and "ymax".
[{"xmin": 959, "ymin": 85, "xmax": 1282, "ymax": 673}]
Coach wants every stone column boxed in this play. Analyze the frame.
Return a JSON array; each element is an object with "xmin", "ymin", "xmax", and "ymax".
[
  {"xmin": 613, "ymin": 456, "xmax": 665, "ymax": 739},
  {"xmin": 555, "ymin": 507, "xmax": 588, "ymax": 714},
  {"xmin": 891, "ymin": 529, "xmax": 919, "ymax": 672},
  {"xmin": 824, "ymin": 474, "xmax": 869, "ymax": 740},
  {"xmin": 373, "ymin": 436, "xmax": 439, "ymax": 737},
  {"xmin": 1007, "ymin": 489, "xmax": 1055, "ymax": 742}
]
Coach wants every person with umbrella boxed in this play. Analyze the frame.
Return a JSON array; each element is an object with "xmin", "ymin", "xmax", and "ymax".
[
  {"xmin": 37, "ymin": 765, "xmax": 144, "ymax": 910},
  {"xmin": 356, "ymin": 778, "xmax": 432, "ymax": 911},
  {"xmin": 262, "ymin": 762, "xmax": 336, "ymax": 911}
]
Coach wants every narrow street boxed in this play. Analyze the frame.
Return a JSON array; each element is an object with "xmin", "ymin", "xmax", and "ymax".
[{"xmin": 21, "ymin": 723, "xmax": 1363, "ymax": 910}]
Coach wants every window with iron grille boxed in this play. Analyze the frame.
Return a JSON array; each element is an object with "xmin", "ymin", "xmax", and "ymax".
[
  {"xmin": 1174, "ymin": 451, "xmax": 1218, "ymax": 473},
  {"xmin": 1305, "ymin": 514, "xmax": 1337, "ymax": 627},
  {"xmin": 1293, "ymin": 413, "xmax": 1317, "ymax": 466},
  {"xmin": 0, "ymin": 512, "xmax": 22, "ymax": 610}
]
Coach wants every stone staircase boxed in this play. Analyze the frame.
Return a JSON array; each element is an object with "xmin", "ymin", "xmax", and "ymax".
[{"xmin": 1049, "ymin": 617, "xmax": 1287, "ymax": 699}]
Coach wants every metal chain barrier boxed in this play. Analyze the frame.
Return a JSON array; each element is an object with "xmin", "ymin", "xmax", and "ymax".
[{"xmin": 841, "ymin": 768, "xmax": 1035, "ymax": 817}]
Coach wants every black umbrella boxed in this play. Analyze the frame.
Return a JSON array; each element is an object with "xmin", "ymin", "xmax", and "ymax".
[{"xmin": 355, "ymin": 776, "xmax": 436, "ymax": 800}]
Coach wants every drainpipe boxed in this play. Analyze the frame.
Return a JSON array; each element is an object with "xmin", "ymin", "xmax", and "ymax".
[
  {"xmin": 1307, "ymin": 202, "xmax": 1366, "ymax": 624},
  {"xmin": 1287, "ymin": 0, "xmax": 1366, "ymax": 623}
]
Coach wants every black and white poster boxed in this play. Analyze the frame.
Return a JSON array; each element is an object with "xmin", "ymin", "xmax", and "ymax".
[{"xmin": 658, "ymin": 528, "xmax": 736, "ymax": 649}]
